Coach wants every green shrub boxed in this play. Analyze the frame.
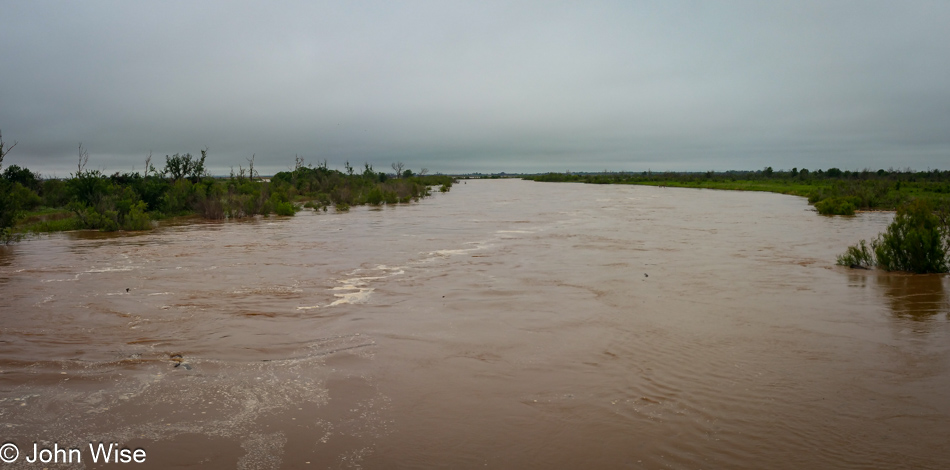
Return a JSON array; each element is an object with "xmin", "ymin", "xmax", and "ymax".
[
  {"xmin": 161, "ymin": 179, "xmax": 195, "ymax": 215},
  {"xmin": 838, "ymin": 200, "xmax": 949, "ymax": 273},
  {"xmin": 815, "ymin": 196, "xmax": 857, "ymax": 215},
  {"xmin": 40, "ymin": 179, "xmax": 71, "ymax": 207},
  {"xmin": 1, "ymin": 181, "xmax": 34, "ymax": 232},
  {"xmin": 365, "ymin": 186, "xmax": 384, "ymax": 205},
  {"xmin": 91, "ymin": 209, "xmax": 120, "ymax": 232},
  {"xmin": 274, "ymin": 201, "xmax": 296, "ymax": 216},
  {"xmin": 67, "ymin": 202, "xmax": 117, "ymax": 231},
  {"xmin": 67, "ymin": 170, "xmax": 112, "ymax": 206},
  {"xmin": 121, "ymin": 200, "xmax": 151, "ymax": 231},
  {"xmin": 836, "ymin": 240, "xmax": 874, "ymax": 268},
  {"xmin": 873, "ymin": 200, "xmax": 947, "ymax": 273}
]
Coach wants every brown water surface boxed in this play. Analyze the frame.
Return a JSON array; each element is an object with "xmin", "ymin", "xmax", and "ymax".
[{"xmin": 1, "ymin": 180, "xmax": 948, "ymax": 469}]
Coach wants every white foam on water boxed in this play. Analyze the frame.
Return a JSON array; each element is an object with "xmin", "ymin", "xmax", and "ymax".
[
  {"xmin": 329, "ymin": 287, "xmax": 375, "ymax": 306},
  {"xmin": 428, "ymin": 241, "xmax": 491, "ymax": 257},
  {"xmin": 85, "ymin": 266, "xmax": 134, "ymax": 273},
  {"xmin": 325, "ymin": 265, "xmax": 405, "ymax": 307},
  {"xmin": 41, "ymin": 273, "xmax": 81, "ymax": 283},
  {"xmin": 430, "ymin": 248, "xmax": 471, "ymax": 256},
  {"xmin": 232, "ymin": 282, "xmax": 303, "ymax": 296},
  {"xmin": 1, "ymin": 351, "xmax": 346, "ymax": 470}
]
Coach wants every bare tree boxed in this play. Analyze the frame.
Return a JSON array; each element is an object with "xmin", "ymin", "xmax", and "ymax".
[
  {"xmin": 419, "ymin": 167, "xmax": 429, "ymax": 176},
  {"xmin": 144, "ymin": 151, "xmax": 154, "ymax": 177},
  {"xmin": 0, "ymin": 129, "xmax": 17, "ymax": 170},
  {"xmin": 246, "ymin": 154, "xmax": 258, "ymax": 180},
  {"xmin": 77, "ymin": 143, "xmax": 89, "ymax": 175},
  {"xmin": 391, "ymin": 161, "xmax": 404, "ymax": 178}
]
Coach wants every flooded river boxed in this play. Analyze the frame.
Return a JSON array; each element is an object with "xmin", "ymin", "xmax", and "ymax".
[{"xmin": 1, "ymin": 179, "xmax": 948, "ymax": 469}]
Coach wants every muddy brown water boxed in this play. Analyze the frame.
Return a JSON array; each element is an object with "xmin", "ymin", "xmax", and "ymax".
[{"xmin": 1, "ymin": 180, "xmax": 948, "ymax": 469}]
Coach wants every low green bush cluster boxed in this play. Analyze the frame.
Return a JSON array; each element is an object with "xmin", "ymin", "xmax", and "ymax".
[
  {"xmin": 836, "ymin": 240, "xmax": 874, "ymax": 268},
  {"xmin": 837, "ymin": 200, "xmax": 949, "ymax": 273},
  {"xmin": 274, "ymin": 201, "xmax": 296, "ymax": 216},
  {"xmin": 269, "ymin": 163, "xmax": 446, "ymax": 207},
  {"xmin": 813, "ymin": 196, "xmax": 859, "ymax": 215}
]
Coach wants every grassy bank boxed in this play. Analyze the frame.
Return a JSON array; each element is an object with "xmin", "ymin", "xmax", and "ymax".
[
  {"xmin": 0, "ymin": 148, "xmax": 454, "ymax": 243},
  {"xmin": 523, "ymin": 168, "xmax": 950, "ymax": 215}
]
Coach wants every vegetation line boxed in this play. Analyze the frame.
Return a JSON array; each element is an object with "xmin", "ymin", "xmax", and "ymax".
[
  {"xmin": 0, "ymin": 132, "xmax": 455, "ymax": 244},
  {"xmin": 522, "ymin": 167, "xmax": 950, "ymax": 215}
]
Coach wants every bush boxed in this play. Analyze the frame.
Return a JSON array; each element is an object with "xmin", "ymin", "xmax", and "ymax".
[
  {"xmin": 873, "ymin": 200, "xmax": 947, "ymax": 273},
  {"xmin": 815, "ymin": 196, "xmax": 857, "ymax": 215},
  {"xmin": 41, "ymin": 179, "xmax": 71, "ymax": 207},
  {"xmin": 122, "ymin": 200, "xmax": 151, "ymax": 231},
  {"xmin": 836, "ymin": 240, "xmax": 874, "ymax": 268},
  {"xmin": 838, "ymin": 200, "xmax": 949, "ymax": 273},
  {"xmin": 365, "ymin": 186, "xmax": 384, "ymax": 205},
  {"xmin": 161, "ymin": 179, "xmax": 194, "ymax": 215},
  {"xmin": 68, "ymin": 169, "xmax": 111, "ymax": 206},
  {"xmin": 274, "ymin": 201, "xmax": 296, "ymax": 216}
]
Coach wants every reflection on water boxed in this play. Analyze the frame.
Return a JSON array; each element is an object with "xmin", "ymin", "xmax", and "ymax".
[
  {"xmin": 876, "ymin": 273, "xmax": 949, "ymax": 320},
  {"xmin": 1, "ymin": 180, "xmax": 949, "ymax": 469},
  {"xmin": 0, "ymin": 245, "xmax": 12, "ymax": 266}
]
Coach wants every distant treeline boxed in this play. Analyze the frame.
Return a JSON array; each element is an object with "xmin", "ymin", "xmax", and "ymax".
[
  {"xmin": 0, "ymin": 139, "xmax": 453, "ymax": 243},
  {"xmin": 523, "ymin": 167, "xmax": 950, "ymax": 215}
]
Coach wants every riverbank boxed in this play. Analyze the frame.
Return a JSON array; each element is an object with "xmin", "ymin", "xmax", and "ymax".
[
  {"xmin": 0, "ymin": 154, "xmax": 454, "ymax": 243},
  {"xmin": 522, "ymin": 169, "xmax": 950, "ymax": 215}
]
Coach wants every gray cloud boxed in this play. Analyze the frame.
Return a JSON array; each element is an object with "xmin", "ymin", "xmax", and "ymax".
[{"xmin": 2, "ymin": 0, "xmax": 948, "ymax": 176}]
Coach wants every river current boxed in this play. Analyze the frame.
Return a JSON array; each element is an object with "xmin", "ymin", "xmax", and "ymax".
[{"xmin": 1, "ymin": 179, "xmax": 948, "ymax": 469}]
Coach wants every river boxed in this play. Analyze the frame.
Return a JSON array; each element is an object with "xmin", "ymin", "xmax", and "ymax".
[{"xmin": 1, "ymin": 179, "xmax": 948, "ymax": 469}]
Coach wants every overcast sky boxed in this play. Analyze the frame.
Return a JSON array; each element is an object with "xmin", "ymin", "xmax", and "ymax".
[{"xmin": 1, "ymin": 1, "xmax": 948, "ymax": 176}]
